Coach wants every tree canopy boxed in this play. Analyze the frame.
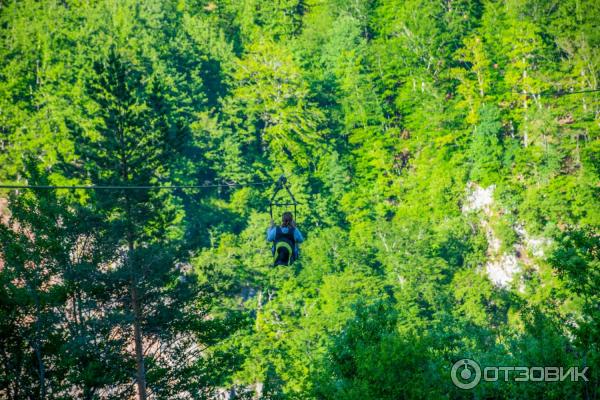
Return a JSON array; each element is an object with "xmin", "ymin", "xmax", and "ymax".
[{"xmin": 0, "ymin": 0, "xmax": 598, "ymax": 399}]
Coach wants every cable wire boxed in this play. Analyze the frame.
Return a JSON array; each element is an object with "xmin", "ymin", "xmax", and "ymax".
[{"xmin": 0, "ymin": 181, "xmax": 271, "ymax": 190}]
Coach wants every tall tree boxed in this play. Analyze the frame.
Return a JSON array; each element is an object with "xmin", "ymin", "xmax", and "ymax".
[{"xmin": 67, "ymin": 46, "xmax": 195, "ymax": 399}]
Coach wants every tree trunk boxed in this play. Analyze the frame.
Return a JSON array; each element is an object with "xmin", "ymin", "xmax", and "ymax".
[
  {"xmin": 118, "ymin": 123, "xmax": 147, "ymax": 400},
  {"xmin": 126, "ymin": 196, "xmax": 146, "ymax": 400},
  {"xmin": 522, "ymin": 69, "xmax": 528, "ymax": 147},
  {"xmin": 33, "ymin": 295, "xmax": 46, "ymax": 400},
  {"xmin": 131, "ymin": 281, "xmax": 147, "ymax": 400},
  {"xmin": 128, "ymin": 221, "xmax": 146, "ymax": 400}
]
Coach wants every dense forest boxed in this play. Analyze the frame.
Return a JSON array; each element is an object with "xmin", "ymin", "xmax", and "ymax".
[{"xmin": 0, "ymin": 0, "xmax": 599, "ymax": 399}]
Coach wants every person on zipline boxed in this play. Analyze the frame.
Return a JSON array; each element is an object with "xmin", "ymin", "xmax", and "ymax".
[{"xmin": 267, "ymin": 211, "xmax": 304, "ymax": 266}]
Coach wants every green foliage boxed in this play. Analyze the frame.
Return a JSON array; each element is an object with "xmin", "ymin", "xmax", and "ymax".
[
  {"xmin": 0, "ymin": 0, "xmax": 599, "ymax": 398},
  {"xmin": 468, "ymin": 104, "xmax": 505, "ymax": 185},
  {"xmin": 314, "ymin": 302, "xmax": 444, "ymax": 400}
]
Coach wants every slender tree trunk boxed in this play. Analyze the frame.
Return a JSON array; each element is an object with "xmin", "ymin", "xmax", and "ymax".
[
  {"xmin": 522, "ymin": 69, "xmax": 528, "ymax": 147},
  {"xmin": 126, "ymin": 209, "xmax": 146, "ymax": 400},
  {"xmin": 33, "ymin": 295, "xmax": 46, "ymax": 400},
  {"xmin": 117, "ymin": 117, "xmax": 147, "ymax": 400},
  {"xmin": 126, "ymin": 197, "xmax": 146, "ymax": 400},
  {"xmin": 131, "ymin": 280, "xmax": 147, "ymax": 400}
]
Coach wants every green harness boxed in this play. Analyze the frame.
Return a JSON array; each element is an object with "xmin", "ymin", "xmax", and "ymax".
[
  {"xmin": 273, "ymin": 241, "xmax": 294, "ymax": 266},
  {"xmin": 272, "ymin": 226, "xmax": 297, "ymax": 266}
]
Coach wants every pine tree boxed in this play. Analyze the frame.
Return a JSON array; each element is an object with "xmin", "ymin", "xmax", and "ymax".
[{"xmin": 66, "ymin": 47, "xmax": 197, "ymax": 399}]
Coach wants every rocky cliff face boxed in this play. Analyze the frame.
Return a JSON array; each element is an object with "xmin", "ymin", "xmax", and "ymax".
[{"xmin": 463, "ymin": 183, "xmax": 552, "ymax": 288}]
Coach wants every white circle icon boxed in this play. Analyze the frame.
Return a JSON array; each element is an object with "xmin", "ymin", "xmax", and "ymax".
[{"xmin": 451, "ymin": 359, "xmax": 481, "ymax": 389}]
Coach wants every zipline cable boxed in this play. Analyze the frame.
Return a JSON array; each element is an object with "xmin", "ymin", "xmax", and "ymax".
[{"xmin": 0, "ymin": 181, "xmax": 271, "ymax": 190}]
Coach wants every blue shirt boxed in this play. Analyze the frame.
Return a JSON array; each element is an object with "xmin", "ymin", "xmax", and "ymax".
[{"xmin": 267, "ymin": 226, "xmax": 304, "ymax": 243}]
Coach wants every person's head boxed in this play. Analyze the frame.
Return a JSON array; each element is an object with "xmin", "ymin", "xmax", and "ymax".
[{"xmin": 281, "ymin": 211, "xmax": 295, "ymax": 228}]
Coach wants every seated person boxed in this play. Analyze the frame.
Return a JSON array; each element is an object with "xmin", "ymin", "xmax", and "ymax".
[{"xmin": 267, "ymin": 211, "xmax": 304, "ymax": 266}]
